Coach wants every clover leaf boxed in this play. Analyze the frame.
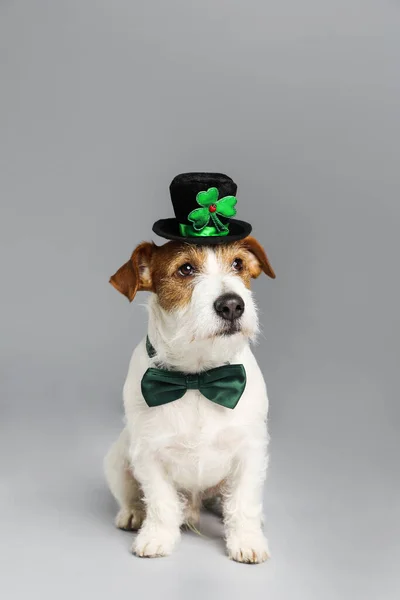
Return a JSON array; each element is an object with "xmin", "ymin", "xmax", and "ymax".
[{"xmin": 188, "ymin": 187, "xmax": 237, "ymax": 232}]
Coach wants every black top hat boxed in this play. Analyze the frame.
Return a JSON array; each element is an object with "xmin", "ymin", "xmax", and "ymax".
[{"xmin": 152, "ymin": 172, "xmax": 252, "ymax": 245}]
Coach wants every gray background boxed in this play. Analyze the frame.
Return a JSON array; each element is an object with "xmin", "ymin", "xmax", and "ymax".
[{"xmin": 1, "ymin": 1, "xmax": 399, "ymax": 598}]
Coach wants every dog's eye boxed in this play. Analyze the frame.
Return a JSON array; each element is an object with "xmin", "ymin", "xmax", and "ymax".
[
  {"xmin": 178, "ymin": 263, "xmax": 195, "ymax": 277},
  {"xmin": 232, "ymin": 258, "xmax": 243, "ymax": 272}
]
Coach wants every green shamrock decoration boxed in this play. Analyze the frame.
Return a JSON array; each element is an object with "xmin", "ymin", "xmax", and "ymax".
[{"xmin": 188, "ymin": 187, "xmax": 237, "ymax": 232}]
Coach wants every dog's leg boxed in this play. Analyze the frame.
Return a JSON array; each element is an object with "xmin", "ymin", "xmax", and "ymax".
[
  {"xmin": 131, "ymin": 454, "xmax": 183, "ymax": 558},
  {"xmin": 104, "ymin": 429, "xmax": 145, "ymax": 530},
  {"xmin": 223, "ymin": 437, "xmax": 270, "ymax": 564}
]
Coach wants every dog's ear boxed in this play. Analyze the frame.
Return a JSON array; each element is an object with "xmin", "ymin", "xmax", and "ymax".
[
  {"xmin": 243, "ymin": 236, "xmax": 276, "ymax": 279},
  {"xmin": 109, "ymin": 242, "xmax": 155, "ymax": 302}
]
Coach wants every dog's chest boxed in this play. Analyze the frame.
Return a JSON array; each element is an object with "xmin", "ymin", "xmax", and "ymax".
[
  {"xmin": 154, "ymin": 392, "xmax": 246, "ymax": 490},
  {"xmin": 127, "ymin": 339, "xmax": 266, "ymax": 491}
]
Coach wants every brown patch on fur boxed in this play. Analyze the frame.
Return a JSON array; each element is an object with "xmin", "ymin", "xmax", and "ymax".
[
  {"xmin": 151, "ymin": 242, "xmax": 208, "ymax": 311},
  {"xmin": 215, "ymin": 243, "xmax": 254, "ymax": 288},
  {"xmin": 109, "ymin": 235, "xmax": 275, "ymax": 305},
  {"xmin": 110, "ymin": 241, "xmax": 209, "ymax": 309},
  {"xmin": 215, "ymin": 235, "xmax": 275, "ymax": 287},
  {"xmin": 215, "ymin": 236, "xmax": 275, "ymax": 284}
]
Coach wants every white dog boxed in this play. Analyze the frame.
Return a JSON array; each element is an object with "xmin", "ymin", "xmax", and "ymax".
[{"xmin": 104, "ymin": 235, "xmax": 275, "ymax": 562}]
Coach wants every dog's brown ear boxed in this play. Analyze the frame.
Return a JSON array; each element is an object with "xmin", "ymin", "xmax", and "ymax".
[
  {"xmin": 243, "ymin": 236, "xmax": 276, "ymax": 279},
  {"xmin": 109, "ymin": 242, "xmax": 155, "ymax": 302}
]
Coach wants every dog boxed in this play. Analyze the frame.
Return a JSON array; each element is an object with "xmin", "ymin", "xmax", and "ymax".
[{"xmin": 104, "ymin": 234, "xmax": 275, "ymax": 562}]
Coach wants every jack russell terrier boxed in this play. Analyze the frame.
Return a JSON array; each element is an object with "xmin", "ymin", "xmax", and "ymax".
[{"xmin": 104, "ymin": 173, "xmax": 276, "ymax": 563}]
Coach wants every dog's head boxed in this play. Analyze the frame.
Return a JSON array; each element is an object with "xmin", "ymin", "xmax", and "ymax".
[{"xmin": 110, "ymin": 237, "xmax": 275, "ymax": 346}]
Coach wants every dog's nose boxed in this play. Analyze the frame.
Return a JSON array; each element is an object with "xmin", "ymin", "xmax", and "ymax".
[{"xmin": 214, "ymin": 293, "xmax": 245, "ymax": 321}]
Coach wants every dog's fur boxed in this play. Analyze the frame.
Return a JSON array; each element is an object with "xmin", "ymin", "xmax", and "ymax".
[{"xmin": 104, "ymin": 236, "xmax": 275, "ymax": 563}]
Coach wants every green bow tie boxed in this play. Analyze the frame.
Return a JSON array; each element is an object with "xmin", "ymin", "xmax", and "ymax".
[{"xmin": 141, "ymin": 337, "xmax": 246, "ymax": 409}]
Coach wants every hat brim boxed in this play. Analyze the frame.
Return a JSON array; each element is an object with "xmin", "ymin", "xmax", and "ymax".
[{"xmin": 152, "ymin": 218, "xmax": 252, "ymax": 245}]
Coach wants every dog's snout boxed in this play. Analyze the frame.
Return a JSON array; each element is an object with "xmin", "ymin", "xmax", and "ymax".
[{"xmin": 214, "ymin": 293, "xmax": 245, "ymax": 321}]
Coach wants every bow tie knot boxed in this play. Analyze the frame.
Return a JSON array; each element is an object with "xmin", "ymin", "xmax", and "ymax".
[{"xmin": 185, "ymin": 373, "xmax": 200, "ymax": 390}]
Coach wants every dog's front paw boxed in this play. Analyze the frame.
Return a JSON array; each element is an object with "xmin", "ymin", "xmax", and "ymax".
[
  {"xmin": 133, "ymin": 526, "xmax": 180, "ymax": 558},
  {"xmin": 227, "ymin": 531, "xmax": 270, "ymax": 564}
]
